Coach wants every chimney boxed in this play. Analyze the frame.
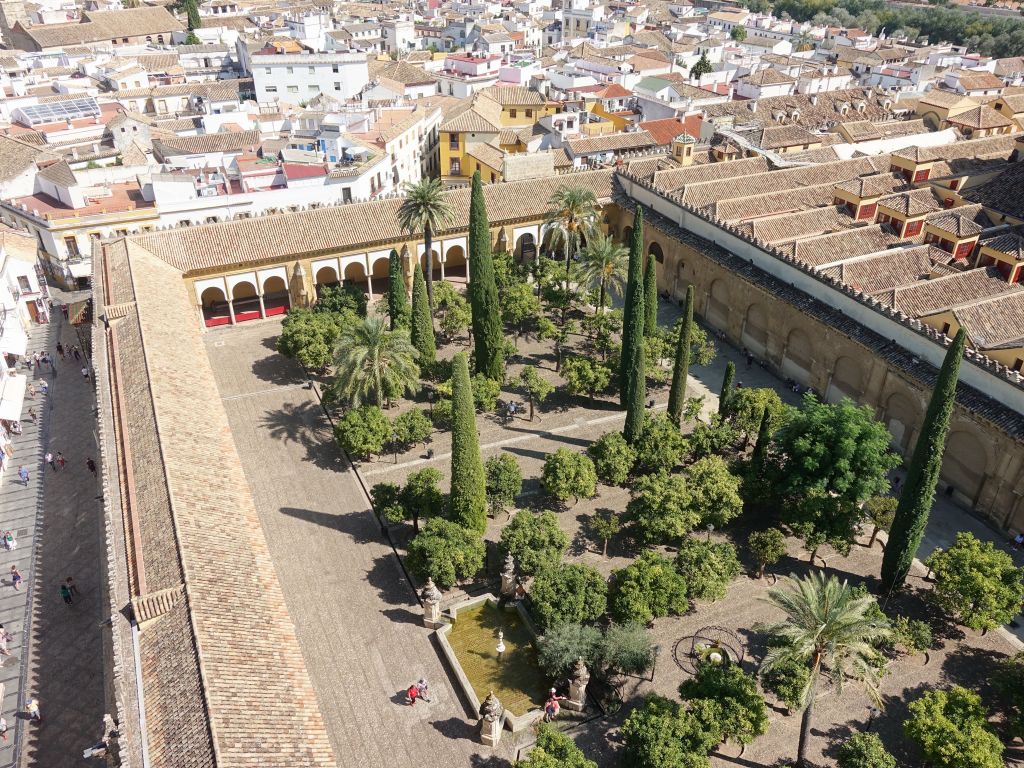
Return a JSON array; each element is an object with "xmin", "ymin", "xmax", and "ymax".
[
  {"xmin": 809, "ymin": 93, "xmax": 818, "ymax": 105},
  {"xmin": 749, "ymin": 99, "xmax": 758, "ymax": 113}
]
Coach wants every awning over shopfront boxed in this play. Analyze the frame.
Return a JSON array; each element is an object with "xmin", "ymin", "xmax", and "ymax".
[
  {"xmin": 0, "ymin": 318, "xmax": 27, "ymax": 358},
  {"xmin": 0, "ymin": 374, "xmax": 26, "ymax": 421},
  {"xmin": 68, "ymin": 261, "xmax": 92, "ymax": 279}
]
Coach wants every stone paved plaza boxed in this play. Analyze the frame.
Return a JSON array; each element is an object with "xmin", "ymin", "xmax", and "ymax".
[{"xmin": 198, "ymin": 304, "xmax": 1022, "ymax": 768}]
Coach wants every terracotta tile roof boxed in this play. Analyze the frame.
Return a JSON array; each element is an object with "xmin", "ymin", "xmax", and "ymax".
[
  {"xmin": 919, "ymin": 89, "xmax": 976, "ymax": 108},
  {"xmin": 37, "ymin": 159, "xmax": 76, "ymax": 187},
  {"xmin": 946, "ymin": 105, "xmax": 1015, "ymax": 130},
  {"xmin": 127, "ymin": 169, "xmax": 614, "ymax": 273},
  {"xmin": 98, "ymin": 240, "xmax": 336, "ymax": 766},
  {"xmin": 957, "ymin": 72, "xmax": 1006, "ymax": 92},
  {"xmin": 749, "ymin": 123, "xmax": 818, "ymax": 150},
  {"xmin": 820, "ymin": 244, "xmax": 945, "ymax": 293},
  {"xmin": 737, "ymin": 205, "xmax": 854, "ymax": 244},
  {"xmin": 0, "ymin": 134, "xmax": 50, "ymax": 182},
  {"xmin": 439, "ymin": 97, "xmax": 502, "ymax": 133},
  {"xmin": 960, "ymin": 161, "xmax": 1024, "ymax": 218},
  {"xmin": 153, "ymin": 129, "xmax": 261, "ymax": 158},
  {"xmin": 953, "ymin": 289, "xmax": 1024, "ymax": 347},
  {"xmin": 882, "ymin": 266, "xmax": 1020, "ymax": 318},
  {"xmin": 701, "ymin": 87, "xmax": 893, "ymax": 129},
  {"xmin": 710, "ymin": 181, "xmax": 840, "ymax": 222},
  {"xmin": 367, "ymin": 59, "xmax": 436, "ymax": 86},
  {"xmin": 742, "ymin": 67, "xmax": 795, "ymax": 86},
  {"xmin": 592, "ymin": 82, "xmax": 632, "ymax": 99},
  {"xmin": 479, "ymin": 84, "xmax": 546, "ymax": 106},
  {"xmin": 19, "ymin": 6, "xmax": 183, "ymax": 48},
  {"xmin": 834, "ymin": 172, "xmax": 907, "ymax": 199},
  {"xmin": 465, "ymin": 140, "xmax": 505, "ymax": 169},
  {"xmin": 783, "ymin": 223, "xmax": 904, "ymax": 268},
  {"xmin": 925, "ymin": 205, "xmax": 988, "ymax": 238},
  {"xmin": 981, "ymin": 228, "xmax": 1024, "ymax": 260},
  {"xmin": 566, "ymin": 130, "xmax": 656, "ymax": 156},
  {"xmin": 638, "ymin": 116, "xmax": 699, "ymax": 145},
  {"xmin": 877, "ymin": 188, "xmax": 942, "ymax": 217}
]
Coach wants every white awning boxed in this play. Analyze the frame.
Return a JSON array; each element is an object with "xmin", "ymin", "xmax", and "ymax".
[
  {"xmin": 0, "ymin": 374, "xmax": 27, "ymax": 421},
  {"xmin": 0, "ymin": 320, "xmax": 27, "ymax": 358},
  {"xmin": 68, "ymin": 261, "xmax": 92, "ymax": 279}
]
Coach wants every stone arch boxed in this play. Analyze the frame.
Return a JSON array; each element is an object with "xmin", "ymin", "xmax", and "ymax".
[
  {"xmin": 740, "ymin": 303, "xmax": 769, "ymax": 359},
  {"xmin": 622, "ymin": 226, "xmax": 633, "ymax": 246},
  {"xmin": 200, "ymin": 286, "xmax": 230, "ymax": 328},
  {"xmin": 263, "ymin": 275, "xmax": 289, "ymax": 316},
  {"xmin": 671, "ymin": 256, "xmax": 689, "ymax": 301},
  {"xmin": 705, "ymin": 279, "xmax": 730, "ymax": 330},
  {"xmin": 941, "ymin": 431, "xmax": 990, "ymax": 507},
  {"xmin": 826, "ymin": 355, "xmax": 863, "ymax": 403},
  {"xmin": 445, "ymin": 244, "xmax": 467, "ymax": 282},
  {"xmin": 231, "ymin": 280, "xmax": 261, "ymax": 322},
  {"xmin": 648, "ymin": 241, "xmax": 664, "ymax": 264},
  {"xmin": 883, "ymin": 391, "xmax": 920, "ymax": 454},
  {"xmin": 315, "ymin": 265, "xmax": 339, "ymax": 287},
  {"xmin": 369, "ymin": 255, "xmax": 390, "ymax": 295},
  {"xmin": 514, "ymin": 232, "xmax": 536, "ymax": 264},
  {"xmin": 781, "ymin": 327, "xmax": 814, "ymax": 386},
  {"xmin": 344, "ymin": 261, "xmax": 367, "ymax": 291}
]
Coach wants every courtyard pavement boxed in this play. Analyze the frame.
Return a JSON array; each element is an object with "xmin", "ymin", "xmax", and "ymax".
[
  {"xmin": 0, "ymin": 316, "xmax": 106, "ymax": 768},
  {"xmin": 204, "ymin": 323, "xmax": 519, "ymax": 767}
]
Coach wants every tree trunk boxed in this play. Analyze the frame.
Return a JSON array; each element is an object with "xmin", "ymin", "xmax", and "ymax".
[
  {"xmin": 602, "ymin": 537, "xmax": 608, "ymax": 557},
  {"xmin": 809, "ymin": 546, "xmax": 819, "ymax": 564},
  {"xmin": 424, "ymin": 222, "xmax": 435, "ymax": 317},
  {"xmin": 796, "ymin": 670, "xmax": 819, "ymax": 768},
  {"xmin": 757, "ymin": 562, "xmax": 765, "ymax": 579},
  {"xmin": 868, "ymin": 525, "xmax": 880, "ymax": 547},
  {"xmin": 598, "ymin": 280, "xmax": 606, "ymax": 315},
  {"xmin": 413, "ymin": 509, "xmax": 420, "ymax": 534},
  {"xmin": 529, "ymin": 396, "xmax": 535, "ymax": 422},
  {"xmin": 562, "ymin": 236, "xmax": 571, "ymax": 326}
]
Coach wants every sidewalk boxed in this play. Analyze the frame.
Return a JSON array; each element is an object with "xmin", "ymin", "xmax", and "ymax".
[{"xmin": 0, "ymin": 318, "xmax": 106, "ymax": 767}]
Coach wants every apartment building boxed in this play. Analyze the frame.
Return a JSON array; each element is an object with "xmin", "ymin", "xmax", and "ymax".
[{"xmin": 252, "ymin": 48, "xmax": 369, "ymax": 104}]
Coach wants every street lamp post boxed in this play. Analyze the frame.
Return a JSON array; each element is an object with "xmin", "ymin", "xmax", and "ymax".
[
  {"xmin": 393, "ymin": 432, "xmax": 400, "ymax": 464},
  {"xmin": 706, "ymin": 523, "xmax": 714, "ymax": 542},
  {"xmin": 863, "ymin": 706, "xmax": 880, "ymax": 733},
  {"xmin": 427, "ymin": 389, "xmax": 434, "ymax": 415}
]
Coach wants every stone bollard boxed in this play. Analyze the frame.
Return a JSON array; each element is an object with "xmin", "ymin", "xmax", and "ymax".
[
  {"xmin": 500, "ymin": 553, "xmax": 517, "ymax": 599},
  {"xmin": 420, "ymin": 578, "xmax": 443, "ymax": 629},
  {"xmin": 479, "ymin": 691, "xmax": 504, "ymax": 746},
  {"xmin": 564, "ymin": 657, "xmax": 590, "ymax": 712}
]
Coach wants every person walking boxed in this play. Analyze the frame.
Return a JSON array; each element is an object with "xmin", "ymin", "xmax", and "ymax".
[
  {"xmin": 0, "ymin": 716, "xmax": 8, "ymax": 742},
  {"xmin": 10, "ymin": 566, "xmax": 22, "ymax": 590},
  {"xmin": 59, "ymin": 583, "xmax": 73, "ymax": 605},
  {"xmin": 56, "ymin": 342, "xmax": 64, "ymax": 359},
  {"xmin": 86, "ymin": 457, "xmax": 96, "ymax": 475},
  {"xmin": 56, "ymin": 452, "xmax": 66, "ymax": 470},
  {"xmin": 17, "ymin": 466, "xmax": 28, "ymax": 485},
  {"xmin": 0, "ymin": 624, "xmax": 13, "ymax": 656},
  {"xmin": 27, "ymin": 407, "xmax": 36, "ymax": 424},
  {"xmin": 31, "ymin": 352, "xmax": 39, "ymax": 369},
  {"xmin": 26, "ymin": 698, "xmax": 40, "ymax": 722},
  {"xmin": 81, "ymin": 366, "xmax": 90, "ymax": 382},
  {"xmin": 65, "ymin": 577, "xmax": 78, "ymax": 597},
  {"xmin": 72, "ymin": 346, "xmax": 81, "ymax": 361},
  {"xmin": 3, "ymin": 531, "xmax": 15, "ymax": 550},
  {"xmin": 39, "ymin": 380, "xmax": 48, "ymax": 395},
  {"xmin": 45, "ymin": 451, "xmax": 55, "ymax": 471},
  {"xmin": 415, "ymin": 679, "xmax": 431, "ymax": 702}
]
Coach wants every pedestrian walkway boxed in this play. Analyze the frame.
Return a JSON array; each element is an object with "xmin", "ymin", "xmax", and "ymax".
[{"xmin": 0, "ymin": 318, "xmax": 105, "ymax": 767}]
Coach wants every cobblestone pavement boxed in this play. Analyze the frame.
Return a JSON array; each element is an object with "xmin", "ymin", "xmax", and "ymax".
[
  {"xmin": 0, "ymin": 317, "xmax": 106, "ymax": 768},
  {"xmin": 204, "ymin": 323, "xmax": 518, "ymax": 768}
]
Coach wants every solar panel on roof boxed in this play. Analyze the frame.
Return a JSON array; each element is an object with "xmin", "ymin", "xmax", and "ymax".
[{"xmin": 18, "ymin": 96, "xmax": 101, "ymax": 126}]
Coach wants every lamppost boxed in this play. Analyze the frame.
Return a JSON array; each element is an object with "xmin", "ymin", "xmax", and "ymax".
[
  {"xmin": 863, "ymin": 706, "xmax": 880, "ymax": 733},
  {"xmin": 392, "ymin": 431, "xmax": 400, "ymax": 464},
  {"xmin": 706, "ymin": 523, "xmax": 714, "ymax": 542},
  {"xmin": 427, "ymin": 389, "xmax": 435, "ymax": 415},
  {"xmin": 496, "ymin": 630, "xmax": 506, "ymax": 662}
]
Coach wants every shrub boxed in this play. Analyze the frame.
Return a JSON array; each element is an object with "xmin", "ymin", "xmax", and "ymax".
[
  {"xmin": 609, "ymin": 551, "xmax": 689, "ymax": 625},
  {"xmin": 542, "ymin": 449, "xmax": 597, "ymax": 505},
  {"xmin": 499, "ymin": 511, "xmax": 569, "ymax": 577},
  {"xmin": 485, "ymin": 453, "xmax": 522, "ymax": 515},
  {"xmin": 995, "ymin": 651, "xmax": 1024, "ymax": 740},
  {"xmin": 621, "ymin": 695, "xmax": 719, "ymax": 768},
  {"xmin": 391, "ymin": 408, "xmax": 432, "ymax": 447},
  {"xmin": 561, "ymin": 356, "xmax": 612, "ymax": 402},
  {"xmin": 836, "ymin": 733, "xmax": 896, "ymax": 768},
  {"xmin": 276, "ymin": 307, "xmax": 347, "ymax": 371},
  {"xmin": 602, "ymin": 623, "xmax": 656, "ymax": 675},
  {"xmin": 891, "ymin": 616, "xmax": 933, "ymax": 656},
  {"xmin": 678, "ymin": 662, "xmax": 769, "ymax": 745},
  {"xmin": 633, "ymin": 414, "xmax": 687, "ymax": 473},
  {"xmin": 904, "ymin": 686, "xmax": 1004, "ymax": 768},
  {"xmin": 537, "ymin": 622, "xmax": 604, "ymax": 678},
  {"xmin": 529, "ymin": 563, "xmax": 608, "ymax": 631},
  {"xmin": 748, "ymin": 528, "xmax": 787, "ymax": 579},
  {"xmin": 430, "ymin": 397, "xmax": 452, "ymax": 429},
  {"xmin": 759, "ymin": 650, "xmax": 810, "ymax": 712},
  {"xmin": 371, "ymin": 481, "xmax": 403, "ymax": 524},
  {"xmin": 685, "ymin": 455, "xmax": 743, "ymax": 529},
  {"xmin": 406, "ymin": 519, "xmax": 485, "ymax": 590},
  {"xmin": 471, "ymin": 372, "xmax": 501, "ymax": 412},
  {"xmin": 334, "ymin": 405, "xmax": 390, "ymax": 458},
  {"xmin": 675, "ymin": 538, "xmax": 741, "ymax": 602},
  {"xmin": 587, "ymin": 431, "xmax": 636, "ymax": 486},
  {"xmin": 627, "ymin": 471, "xmax": 698, "ymax": 546},
  {"xmin": 515, "ymin": 724, "xmax": 596, "ymax": 768},
  {"xmin": 315, "ymin": 282, "xmax": 367, "ymax": 317}
]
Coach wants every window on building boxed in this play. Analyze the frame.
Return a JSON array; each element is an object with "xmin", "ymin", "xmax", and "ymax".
[
  {"xmin": 343, "ymin": 188, "xmax": 352, "ymax": 203},
  {"xmin": 448, "ymin": 133, "xmax": 459, "ymax": 150},
  {"xmin": 332, "ymin": 64, "xmax": 339, "ymax": 73},
  {"xmin": 64, "ymin": 237, "xmax": 81, "ymax": 258},
  {"xmin": 334, "ymin": 82, "xmax": 342, "ymax": 91},
  {"xmin": 287, "ymin": 85, "xmax": 299, "ymax": 93},
  {"xmin": 1013, "ymin": 358, "xmax": 1023, "ymax": 372},
  {"xmin": 266, "ymin": 86, "xmax": 278, "ymax": 93},
  {"xmin": 308, "ymin": 66, "xmax": 315, "ymax": 74},
  {"xmin": 941, "ymin": 322, "xmax": 951, "ymax": 336},
  {"xmin": 526, "ymin": 109, "xmax": 533, "ymax": 118},
  {"xmin": 17, "ymin": 276, "xmax": 31, "ymax": 292},
  {"xmin": 286, "ymin": 66, "xmax": 294, "ymax": 74},
  {"xmin": 490, "ymin": 172, "xmax": 496, "ymax": 182},
  {"xmin": 265, "ymin": 67, "xmax": 272, "ymax": 74},
  {"xmin": 449, "ymin": 158, "xmax": 461, "ymax": 175},
  {"xmin": 904, "ymin": 219, "xmax": 923, "ymax": 237},
  {"xmin": 309, "ymin": 85, "xmax": 320, "ymax": 92},
  {"xmin": 509, "ymin": 108, "xmax": 517, "ymax": 118}
]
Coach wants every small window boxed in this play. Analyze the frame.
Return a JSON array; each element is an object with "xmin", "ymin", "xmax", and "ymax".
[
  {"xmin": 1013, "ymin": 358, "xmax": 1023, "ymax": 372},
  {"xmin": 286, "ymin": 66, "xmax": 294, "ymax": 74},
  {"xmin": 525, "ymin": 109, "xmax": 533, "ymax": 118},
  {"xmin": 941, "ymin": 322, "xmax": 951, "ymax": 336},
  {"xmin": 334, "ymin": 82, "xmax": 341, "ymax": 91},
  {"xmin": 266, "ymin": 86, "xmax": 278, "ymax": 93},
  {"xmin": 332, "ymin": 64, "xmax": 339, "ymax": 73},
  {"xmin": 265, "ymin": 67, "xmax": 271, "ymax": 74},
  {"xmin": 509, "ymin": 109, "xmax": 517, "ymax": 118},
  {"xmin": 309, "ymin": 85, "xmax": 320, "ymax": 92},
  {"xmin": 287, "ymin": 85, "xmax": 299, "ymax": 93},
  {"xmin": 308, "ymin": 66, "xmax": 315, "ymax": 74}
]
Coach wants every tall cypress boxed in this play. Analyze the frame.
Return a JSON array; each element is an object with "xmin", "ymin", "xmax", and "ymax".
[
  {"xmin": 667, "ymin": 284, "xmax": 694, "ymax": 427},
  {"xmin": 184, "ymin": 0, "xmax": 201, "ymax": 29},
  {"xmin": 467, "ymin": 171, "xmax": 504, "ymax": 380},
  {"xmin": 751, "ymin": 407, "xmax": 772, "ymax": 477},
  {"xmin": 643, "ymin": 253, "xmax": 658, "ymax": 338},
  {"xmin": 718, "ymin": 361, "xmax": 735, "ymax": 415},
  {"xmin": 410, "ymin": 263, "xmax": 435, "ymax": 367},
  {"xmin": 881, "ymin": 329, "xmax": 967, "ymax": 591},
  {"xmin": 448, "ymin": 352, "xmax": 487, "ymax": 534},
  {"xmin": 619, "ymin": 208, "xmax": 645, "ymax": 406},
  {"xmin": 623, "ymin": 334, "xmax": 646, "ymax": 444},
  {"xmin": 386, "ymin": 248, "xmax": 409, "ymax": 330}
]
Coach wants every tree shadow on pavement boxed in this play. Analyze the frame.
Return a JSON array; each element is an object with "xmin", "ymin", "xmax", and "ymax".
[
  {"xmin": 431, "ymin": 716, "xmax": 478, "ymax": 741},
  {"xmin": 251, "ymin": 352, "xmax": 308, "ymax": 386},
  {"xmin": 278, "ymin": 506, "xmax": 381, "ymax": 546}
]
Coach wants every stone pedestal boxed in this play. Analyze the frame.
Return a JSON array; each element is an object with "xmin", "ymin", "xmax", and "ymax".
[
  {"xmin": 420, "ymin": 578, "xmax": 444, "ymax": 629},
  {"xmin": 479, "ymin": 691, "xmax": 504, "ymax": 747},
  {"xmin": 563, "ymin": 657, "xmax": 590, "ymax": 712},
  {"xmin": 500, "ymin": 554, "xmax": 516, "ymax": 599}
]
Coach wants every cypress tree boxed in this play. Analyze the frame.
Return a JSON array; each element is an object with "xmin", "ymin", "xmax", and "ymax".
[
  {"xmin": 410, "ymin": 263, "xmax": 435, "ymax": 367},
  {"xmin": 643, "ymin": 253, "xmax": 658, "ymax": 338},
  {"xmin": 667, "ymin": 284, "xmax": 693, "ymax": 427},
  {"xmin": 619, "ymin": 208, "xmax": 645, "ymax": 406},
  {"xmin": 467, "ymin": 171, "xmax": 504, "ymax": 380},
  {"xmin": 184, "ymin": 0, "xmax": 201, "ymax": 29},
  {"xmin": 386, "ymin": 248, "xmax": 409, "ymax": 330},
  {"xmin": 751, "ymin": 407, "xmax": 772, "ymax": 476},
  {"xmin": 448, "ymin": 352, "xmax": 487, "ymax": 534},
  {"xmin": 881, "ymin": 329, "xmax": 967, "ymax": 591},
  {"xmin": 623, "ymin": 335, "xmax": 646, "ymax": 444},
  {"xmin": 718, "ymin": 361, "xmax": 735, "ymax": 415}
]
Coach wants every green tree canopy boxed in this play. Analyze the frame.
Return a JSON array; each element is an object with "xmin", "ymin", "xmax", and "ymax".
[
  {"xmin": 620, "ymin": 209, "xmax": 645, "ymax": 408},
  {"xmin": 689, "ymin": 52, "xmax": 713, "ymax": 80},
  {"xmin": 675, "ymin": 538, "xmax": 741, "ymax": 602},
  {"xmin": 627, "ymin": 471, "xmax": 698, "ymax": 546},
  {"xmin": 685, "ymin": 455, "xmax": 743, "ymax": 529},
  {"xmin": 519, "ymin": 366, "xmax": 555, "ymax": 421},
  {"xmin": 514, "ymin": 725, "xmax": 596, "ymax": 768},
  {"xmin": 730, "ymin": 25, "xmax": 747, "ymax": 40},
  {"xmin": 484, "ymin": 453, "xmax": 522, "ymax": 515},
  {"xmin": 995, "ymin": 651, "xmax": 1024, "ymax": 740},
  {"xmin": 610, "ymin": 551, "xmax": 689, "ymax": 625},
  {"xmin": 775, "ymin": 394, "xmax": 899, "ymax": 558},
  {"xmin": 726, "ymin": 387, "xmax": 787, "ymax": 444},
  {"xmin": 925, "ymin": 531, "xmax": 1024, "ymax": 632},
  {"xmin": 499, "ymin": 511, "xmax": 569, "ymax": 577},
  {"xmin": 386, "ymin": 249, "xmax": 410, "ymax": 330},
  {"xmin": 409, "ymin": 264, "xmax": 436, "ymax": 367},
  {"xmin": 679, "ymin": 662, "xmax": 769, "ymax": 746},
  {"xmin": 578, "ymin": 230, "xmax": 628, "ymax": 313},
  {"xmin": 334, "ymin": 405, "xmax": 390, "ymax": 458},
  {"xmin": 502, "ymin": 281, "xmax": 542, "ymax": 338},
  {"xmin": 587, "ymin": 430, "xmax": 636, "ymax": 486},
  {"xmin": 748, "ymin": 528, "xmax": 787, "ymax": 579},
  {"xmin": 667, "ymin": 285, "xmax": 694, "ymax": 427},
  {"xmin": 537, "ymin": 622, "xmax": 605, "ymax": 678},
  {"xmin": 904, "ymin": 686, "xmax": 1004, "ymax": 768},
  {"xmin": 276, "ymin": 307, "xmax": 347, "ymax": 371},
  {"xmin": 529, "ymin": 563, "xmax": 608, "ymax": 631},
  {"xmin": 467, "ymin": 171, "xmax": 504, "ymax": 379},
  {"xmin": 315, "ymin": 282, "xmax": 367, "ymax": 317},
  {"xmin": 542, "ymin": 448, "xmax": 597, "ymax": 505},
  {"xmin": 561, "ymin": 356, "xmax": 612, "ymax": 403},
  {"xmin": 406, "ymin": 518, "xmax": 485, "ymax": 590},
  {"xmin": 544, "ymin": 185, "xmax": 598, "ymax": 323},
  {"xmin": 331, "ymin": 315, "xmax": 420, "ymax": 407},
  {"xmin": 391, "ymin": 408, "xmax": 432, "ymax": 447},
  {"xmin": 621, "ymin": 695, "xmax": 719, "ymax": 768},
  {"xmin": 836, "ymin": 732, "xmax": 896, "ymax": 768},
  {"xmin": 397, "ymin": 177, "xmax": 454, "ymax": 312},
  {"xmin": 634, "ymin": 413, "xmax": 688, "ymax": 473}
]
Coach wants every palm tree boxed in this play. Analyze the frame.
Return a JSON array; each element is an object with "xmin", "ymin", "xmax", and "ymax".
[
  {"xmin": 397, "ymin": 178, "xmax": 455, "ymax": 315},
  {"xmin": 332, "ymin": 315, "xmax": 420, "ymax": 408},
  {"xmin": 578, "ymin": 231, "xmax": 628, "ymax": 314},
  {"xmin": 543, "ymin": 186, "xmax": 599, "ymax": 322},
  {"xmin": 793, "ymin": 30, "xmax": 814, "ymax": 52},
  {"xmin": 759, "ymin": 572, "xmax": 891, "ymax": 768}
]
